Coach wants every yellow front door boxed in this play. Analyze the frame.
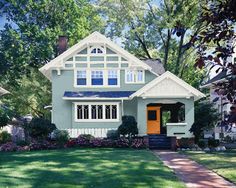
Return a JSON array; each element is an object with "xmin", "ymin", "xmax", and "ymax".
[{"xmin": 147, "ymin": 106, "xmax": 161, "ymax": 134}]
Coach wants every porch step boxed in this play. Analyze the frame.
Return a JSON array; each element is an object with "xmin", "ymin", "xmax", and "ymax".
[{"xmin": 148, "ymin": 134, "xmax": 171, "ymax": 149}]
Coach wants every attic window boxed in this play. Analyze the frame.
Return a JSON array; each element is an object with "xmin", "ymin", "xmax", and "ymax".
[{"xmin": 91, "ymin": 47, "xmax": 103, "ymax": 54}]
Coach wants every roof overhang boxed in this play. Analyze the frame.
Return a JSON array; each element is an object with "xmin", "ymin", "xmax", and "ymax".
[
  {"xmin": 130, "ymin": 71, "xmax": 206, "ymax": 101},
  {"xmin": 62, "ymin": 91, "xmax": 135, "ymax": 101},
  {"xmin": 39, "ymin": 31, "xmax": 153, "ymax": 80}
]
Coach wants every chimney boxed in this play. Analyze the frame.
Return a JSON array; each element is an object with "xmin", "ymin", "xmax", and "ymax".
[{"xmin": 57, "ymin": 36, "xmax": 68, "ymax": 55}]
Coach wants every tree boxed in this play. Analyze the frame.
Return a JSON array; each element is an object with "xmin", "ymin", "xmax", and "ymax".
[
  {"xmin": 0, "ymin": 0, "xmax": 104, "ymax": 81},
  {"xmin": 0, "ymin": 0, "xmax": 104, "ymax": 116},
  {"xmin": 97, "ymin": 0, "xmax": 206, "ymax": 87},
  {"xmin": 192, "ymin": 0, "xmax": 236, "ymax": 103},
  {"xmin": 190, "ymin": 101, "xmax": 219, "ymax": 143}
]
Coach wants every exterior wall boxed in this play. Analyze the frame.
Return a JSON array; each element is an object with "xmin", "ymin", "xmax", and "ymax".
[
  {"xmin": 136, "ymin": 97, "xmax": 194, "ymax": 138},
  {"xmin": 51, "ymin": 69, "xmax": 156, "ymax": 137}
]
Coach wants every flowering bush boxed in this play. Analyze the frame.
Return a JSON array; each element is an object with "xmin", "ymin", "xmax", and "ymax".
[{"xmin": 0, "ymin": 142, "xmax": 18, "ymax": 152}]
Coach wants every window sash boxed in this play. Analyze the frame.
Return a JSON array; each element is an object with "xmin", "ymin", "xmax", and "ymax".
[
  {"xmin": 126, "ymin": 70, "xmax": 144, "ymax": 83},
  {"xmin": 75, "ymin": 103, "xmax": 119, "ymax": 122}
]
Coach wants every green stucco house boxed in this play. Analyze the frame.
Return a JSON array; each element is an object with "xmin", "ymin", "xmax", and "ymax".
[{"xmin": 39, "ymin": 32, "xmax": 205, "ymax": 143}]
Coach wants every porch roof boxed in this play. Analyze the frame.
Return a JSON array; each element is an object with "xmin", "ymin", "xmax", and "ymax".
[
  {"xmin": 63, "ymin": 91, "xmax": 135, "ymax": 100},
  {"xmin": 130, "ymin": 71, "xmax": 206, "ymax": 101}
]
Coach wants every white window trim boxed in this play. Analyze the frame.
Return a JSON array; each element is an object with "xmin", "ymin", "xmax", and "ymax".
[
  {"xmin": 74, "ymin": 69, "xmax": 120, "ymax": 88},
  {"xmin": 125, "ymin": 69, "xmax": 145, "ymax": 84},
  {"xmin": 74, "ymin": 102, "xmax": 120, "ymax": 122}
]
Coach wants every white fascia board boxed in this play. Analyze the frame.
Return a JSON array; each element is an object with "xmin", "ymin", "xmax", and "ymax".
[
  {"xmin": 130, "ymin": 71, "xmax": 206, "ymax": 100},
  {"xmin": 39, "ymin": 31, "xmax": 152, "ymax": 80},
  {"xmin": 62, "ymin": 97, "xmax": 130, "ymax": 100}
]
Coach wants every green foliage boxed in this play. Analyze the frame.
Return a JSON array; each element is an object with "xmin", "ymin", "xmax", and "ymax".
[
  {"xmin": 197, "ymin": 139, "xmax": 206, "ymax": 148},
  {"xmin": 0, "ymin": 106, "xmax": 14, "ymax": 128},
  {"xmin": 0, "ymin": 0, "xmax": 104, "ymax": 117},
  {"xmin": 52, "ymin": 129, "xmax": 69, "ymax": 146},
  {"xmin": 208, "ymin": 138, "xmax": 220, "ymax": 148},
  {"xmin": 27, "ymin": 117, "xmax": 56, "ymax": 139},
  {"xmin": 98, "ymin": 0, "xmax": 206, "ymax": 88},
  {"xmin": 118, "ymin": 116, "xmax": 138, "ymax": 138},
  {"xmin": 0, "ymin": 131, "xmax": 12, "ymax": 144},
  {"xmin": 190, "ymin": 101, "xmax": 219, "ymax": 142},
  {"xmin": 16, "ymin": 140, "xmax": 29, "ymax": 147}
]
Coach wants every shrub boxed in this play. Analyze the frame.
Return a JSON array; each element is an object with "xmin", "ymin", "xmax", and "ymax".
[
  {"xmin": 16, "ymin": 140, "xmax": 29, "ymax": 147},
  {"xmin": 176, "ymin": 138, "xmax": 195, "ymax": 148},
  {"xmin": 107, "ymin": 130, "xmax": 119, "ymax": 140},
  {"xmin": 52, "ymin": 129, "xmax": 69, "ymax": 146},
  {"xmin": 0, "ymin": 131, "xmax": 11, "ymax": 144},
  {"xmin": 27, "ymin": 118, "xmax": 56, "ymax": 139},
  {"xmin": 77, "ymin": 134, "xmax": 94, "ymax": 147},
  {"xmin": 118, "ymin": 116, "xmax": 138, "ymax": 139},
  {"xmin": 197, "ymin": 140, "xmax": 206, "ymax": 148},
  {"xmin": 0, "ymin": 142, "xmax": 18, "ymax": 152},
  {"xmin": 208, "ymin": 138, "xmax": 220, "ymax": 148}
]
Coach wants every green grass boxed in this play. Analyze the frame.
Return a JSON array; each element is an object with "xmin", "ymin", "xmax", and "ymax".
[
  {"xmin": 0, "ymin": 148, "xmax": 185, "ymax": 188},
  {"xmin": 182, "ymin": 150, "xmax": 236, "ymax": 184}
]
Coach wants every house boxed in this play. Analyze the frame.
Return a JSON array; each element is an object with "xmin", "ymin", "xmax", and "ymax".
[
  {"xmin": 39, "ymin": 32, "xmax": 205, "ymax": 141},
  {"xmin": 0, "ymin": 87, "xmax": 9, "ymax": 97}
]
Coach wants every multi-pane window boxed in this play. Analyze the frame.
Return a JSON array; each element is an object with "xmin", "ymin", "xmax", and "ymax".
[
  {"xmin": 77, "ymin": 105, "xmax": 89, "ymax": 119},
  {"xmin": 75, "ymin": 103, "xmax": 119, "ymax": 122},
  {"xmin": 126, "ymin": 70, "xmax": 144, "ymax": 83},
  {"xmin": 108, "ymin": 70, "xmax": 118, "ymax": 85},
  {"xmin": 91, "ymin": 48, "xmax": 103, "ymax": 54},
  {"xmin": 91, "ymin": 70, "xmax": 103, "ymax": 85},
  {"xmin": 77, "ymin": 70, "xmax": 86, "ymax": 85}
]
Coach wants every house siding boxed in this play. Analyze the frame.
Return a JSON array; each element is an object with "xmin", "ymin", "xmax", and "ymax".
[{"xmin": 51, "ymin": 69, "xmax": 156, "ymax": 137}]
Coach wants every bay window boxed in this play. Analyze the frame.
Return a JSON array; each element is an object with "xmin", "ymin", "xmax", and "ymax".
[{"xmin": 75, "ymin": 102, "xmax": 119, "ymax": 122}]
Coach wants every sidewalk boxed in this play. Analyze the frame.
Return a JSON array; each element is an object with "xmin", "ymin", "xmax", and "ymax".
[{"xmin": 153, "ymin": 150, "xmax": 235, "ymax": 188}]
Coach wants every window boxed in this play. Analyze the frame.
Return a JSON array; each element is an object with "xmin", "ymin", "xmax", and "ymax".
[
  {"xmin": 91, "ymin": 70, "xmax": 103, "ymax": 85},
  {"xmin": 108, "ymin": 70, "xmax": 118, "ymax": 85},
  {"xmin": 77, "ymin": 70, "xmax": 86, "ymax": 85},
  {"xmin": 75, "ymin": 69, "xmax": 119, "ymax": 87},
  {"xmin": 77, "ymin": 105, "xmax": 89, "ymax": 119},
  {"xmin": 91, "ymin": 47, "xmax": 103, "ymax": 54},
  {"xmin": 75, "ymin": 103, "xmax": 119, "ymax": 122},
  {"xmin": 125, "ymin": 70, "xmax": 144, "ymax": 83}
]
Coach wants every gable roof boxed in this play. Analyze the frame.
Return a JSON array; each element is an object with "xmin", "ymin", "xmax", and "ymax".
[
  {"xmin": 0, "ymin": 87, "xmax": 9, "ymax": 96},
  {"xmin": 39, "ymin": 31, "xmax": 153, "ymax": 80},
  {"xmin": 130, "ymin": 71, "xmax": 205, "ymax": 101},
  {"xmin": 201, "ymin": 70, "xmax": 228, "ymax": 88},
  {"xmin": 142, "ymin": 59, "xmax": 165, "ymax": 75}
]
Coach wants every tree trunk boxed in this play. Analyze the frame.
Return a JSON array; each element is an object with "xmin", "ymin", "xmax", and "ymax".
[
  {"xmin": 163, "ymin": 29, "xmax": 171, "ymax": 69},
  {"xmin": 175, "ymin": 31, "xmax": 186, "ymax": 75}
]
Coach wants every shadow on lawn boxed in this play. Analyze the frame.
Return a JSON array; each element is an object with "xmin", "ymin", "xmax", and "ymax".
[{"xmin": 0, "ymin": 148, "xmax": 182, "ymax": 188}]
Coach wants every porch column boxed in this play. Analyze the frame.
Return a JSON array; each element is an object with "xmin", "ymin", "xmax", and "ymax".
[
  {"xmin": 184, "ymin": 98, "xmax": 194, "ymax": 137},
  {"xmin": 137, "ymin": 98, "xmax": 147, "ymax": 135}
]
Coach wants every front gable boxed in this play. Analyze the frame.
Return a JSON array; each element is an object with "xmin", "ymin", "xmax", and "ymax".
[
  {"xmin": 131, "ymin": 71, "xmax": 205, "ymax": 101},
  {"xmin": 39, "ymin": 32, "xmax": 154, "ymax": 80}
]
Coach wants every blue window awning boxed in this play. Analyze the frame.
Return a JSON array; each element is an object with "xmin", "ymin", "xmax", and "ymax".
[{"xmin": 63, "ymin": 91, "xmax": 135, "ymax": 100}]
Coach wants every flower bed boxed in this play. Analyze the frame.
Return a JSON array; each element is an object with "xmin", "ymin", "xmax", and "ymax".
[{"xmin": 0, "ymin": 135, "xmax": 148, "ymax": 152}]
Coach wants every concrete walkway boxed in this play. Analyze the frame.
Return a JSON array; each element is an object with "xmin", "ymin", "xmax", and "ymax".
[{"xmin": 153, "ymin": 150, "xmax": 235, "ymax": 188}]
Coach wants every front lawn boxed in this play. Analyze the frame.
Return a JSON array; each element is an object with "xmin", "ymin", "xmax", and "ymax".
[
  {"xmin": 0, "ymin": 148, "xmax": 185, "ymax": 188},
  {"xmin": 182, "ymin": 150, "xmax": 236, "ymax": 184}
]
